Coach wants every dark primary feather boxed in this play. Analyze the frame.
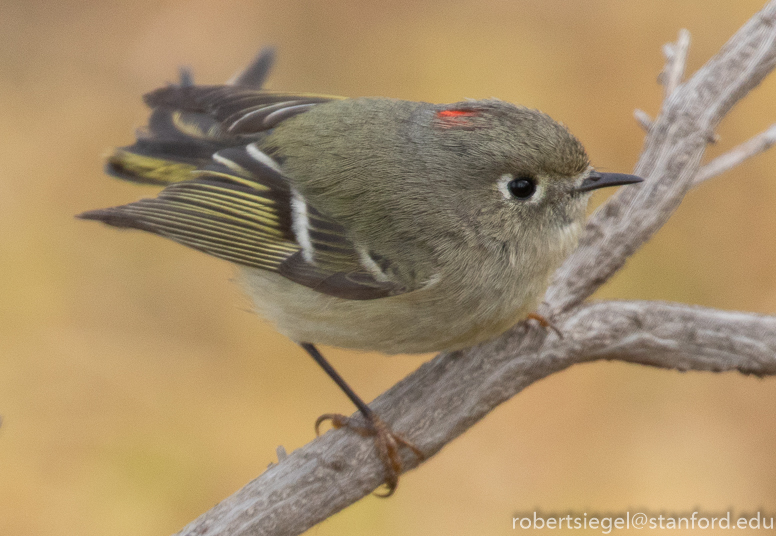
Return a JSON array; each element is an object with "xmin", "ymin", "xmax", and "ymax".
[
  {"xmin": 105, "ymin": 108, "xmax": 231, "ymax": 185},
  {"xmin": 143, "ymin": 85, "xmax": 339, "ymax": 133},
  {"xmin": 106, "ymin": 85, "xmax": 340, "ymax": 186},
  {"xmin": 229, "ymin": 47, "xmax": 276, "ymax": 88},
  {"xmin": 82, "ymin": 82, "xmax": 406, "ymax": 300}
]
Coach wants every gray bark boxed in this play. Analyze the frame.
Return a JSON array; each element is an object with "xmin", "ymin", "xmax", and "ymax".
[{"xmin": 173, "ymin": 3, "xmax": 776, "ymax": 535}]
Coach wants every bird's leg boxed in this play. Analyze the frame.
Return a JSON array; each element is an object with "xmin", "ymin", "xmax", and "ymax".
[
  {"xmin": 525, "ymin": 312, "xmax": 563, "ymax": 338},
  {"xmin": 299, "ymin": 342, "xmax": 424, "ymax": 496}
]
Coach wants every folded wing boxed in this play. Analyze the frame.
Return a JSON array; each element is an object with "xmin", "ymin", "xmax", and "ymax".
[{"xmin": 81, "ymin": 83, "xmax": 408, "ymax": 300}]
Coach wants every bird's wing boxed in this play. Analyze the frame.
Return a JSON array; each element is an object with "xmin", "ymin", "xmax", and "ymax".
[
  {"xmin": 105, "ymin": 85, "xmax": 343, "ymax": 185},
  {"xmin": 80, "ymin": 85, "xmax": 409, "ymax": 300}
]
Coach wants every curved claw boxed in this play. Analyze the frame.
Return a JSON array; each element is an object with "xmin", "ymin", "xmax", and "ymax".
[
  {"xmin": 314, "ymin": 412, "xmax": 425, "ymax": 497},
  {"xmin": 526, "ymin": 312, "xmax": 563, "ymax": 338},
  {"xmin": 315, "ymin": 413, "xmax": 347, "ymax": 436}
]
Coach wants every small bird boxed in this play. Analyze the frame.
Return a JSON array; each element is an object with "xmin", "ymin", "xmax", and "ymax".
[{"xmin": 80, "ymin": 50, "xmax": 642, "ymax": 495}]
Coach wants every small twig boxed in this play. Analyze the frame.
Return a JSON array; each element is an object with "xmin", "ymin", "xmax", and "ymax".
[
  {"xmin": 634, "ymin": 109, "xmax": 654, "ymax": 131},
  {"xmin": 660, "ymin": 29, "xmax": 691, "ymax": 97},
  {"xmin": 545, "ymin": 7, "xmax": 776, "ymax": 314},
  {"xmin": 694, "ymin": 123, "xmax": 776, "ymax": 185}
]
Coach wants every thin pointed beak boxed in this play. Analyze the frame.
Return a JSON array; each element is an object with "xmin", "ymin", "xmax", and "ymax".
[{"xmin": 576, "ymin": 171, "xmax": 643, "ymax": 193}]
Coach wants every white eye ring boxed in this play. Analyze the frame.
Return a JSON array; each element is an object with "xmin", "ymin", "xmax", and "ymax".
[{"xmin": 497, "ymin": 173, "xmax": 543, "ymax": 202}]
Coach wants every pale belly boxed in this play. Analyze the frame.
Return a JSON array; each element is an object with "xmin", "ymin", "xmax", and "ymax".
[
  {"xmin": 238, "ymin": 265, "xmax": 547, "ymax": 354},
  {"xmin": 237, "ymin": 207, "xmax": 583, "ymax": 354}
]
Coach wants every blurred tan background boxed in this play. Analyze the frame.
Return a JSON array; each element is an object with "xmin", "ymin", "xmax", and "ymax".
[{"xmin": 1, "ymin": 0, "xmax": 775, "ymax": 534}]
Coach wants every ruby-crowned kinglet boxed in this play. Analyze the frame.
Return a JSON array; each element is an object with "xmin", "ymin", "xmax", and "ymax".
[{"xmin": 80, "ymin": 51, "xmax": 642, "ymax": 494}]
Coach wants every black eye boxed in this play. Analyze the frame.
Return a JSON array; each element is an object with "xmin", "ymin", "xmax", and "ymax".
[{"xmin": 507, "ymin": 177, "xmax": 536, "ymax": 199}]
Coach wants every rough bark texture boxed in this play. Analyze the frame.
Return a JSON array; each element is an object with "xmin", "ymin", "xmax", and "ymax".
[{"xmin": 173, "ymin": 3, "xmax": 776, "ymax": 535}]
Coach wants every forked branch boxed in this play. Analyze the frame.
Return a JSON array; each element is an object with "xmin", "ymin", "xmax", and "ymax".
[{"xmin": 174, "ymin": 4, "xmax": 776, "ymax": 536}]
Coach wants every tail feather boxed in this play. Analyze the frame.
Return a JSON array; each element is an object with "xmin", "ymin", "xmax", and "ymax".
[
  {"xmin": 105, "ymin": 148, "xmax": 200, "ymax": 185},
  {"xmin": 102, "ymin": 46, "xmax": 339, "ymax": 187},
  {"xmin": 107, "ymin": 105, "xmax": 246, "ymax": 185}
]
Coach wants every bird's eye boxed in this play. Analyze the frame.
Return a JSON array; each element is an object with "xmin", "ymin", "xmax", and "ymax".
[{"xmin": 507, "ymin": 177, "xmax": 536, "ymax": 199}]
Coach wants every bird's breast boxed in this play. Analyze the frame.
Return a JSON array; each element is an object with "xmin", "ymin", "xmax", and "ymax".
[{"xmin": 238, "ymin": 230, "xmax": 568, "ymax": 354}]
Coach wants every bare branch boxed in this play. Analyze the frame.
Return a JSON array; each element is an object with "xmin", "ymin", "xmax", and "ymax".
[
  {"xmin": 660, "ymin": 29, "xmax": 692, "ymax": 97},
  {"xmin": 275, "ymin": 445, "xmax": 288, "ymax": 463},
  {"xmin": 175, "ymin": 300, "xmax": 776, "ymax": 536},
  {"xmin": 545, "ymin": 3, "xmax": 776, "ymax": 314},
  {"xmin": 634, "ymin": 108, "xmax": 654, "ymax": 131},
  {"xmin": 565, "ymin": 301, "xmax": 776, "ymax": 375},
  {"xmin": 694, "ymin": 123, "xmax": 776, "ymax": 185},
  {"xmin": 168, "ymin": 4, "xmax": 776, "ymax": 535}
]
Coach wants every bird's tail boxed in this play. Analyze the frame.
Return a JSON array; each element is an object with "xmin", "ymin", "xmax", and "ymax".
[{"xmin": 105, "ymin": 47, "xmax": 278, "ymax": 186}]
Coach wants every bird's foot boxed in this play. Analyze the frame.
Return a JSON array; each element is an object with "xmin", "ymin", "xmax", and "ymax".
[{"xmin": 315, "ymin": 412, "xmax": 425, "ymax": 497}]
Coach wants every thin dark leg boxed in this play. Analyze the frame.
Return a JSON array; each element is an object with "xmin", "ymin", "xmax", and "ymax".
[
  {"xmin": 299, "ymin": 342, "xmax": 374, "ymax": 419},
  {"xmin": 298, "ymin": 342, "xmax": 424, "ymax": 496}
]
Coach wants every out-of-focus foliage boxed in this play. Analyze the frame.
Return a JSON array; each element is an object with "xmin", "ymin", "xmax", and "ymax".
[{"xmin": 0, "ymin": 1, "xmax": 774, "ymax": 535}]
